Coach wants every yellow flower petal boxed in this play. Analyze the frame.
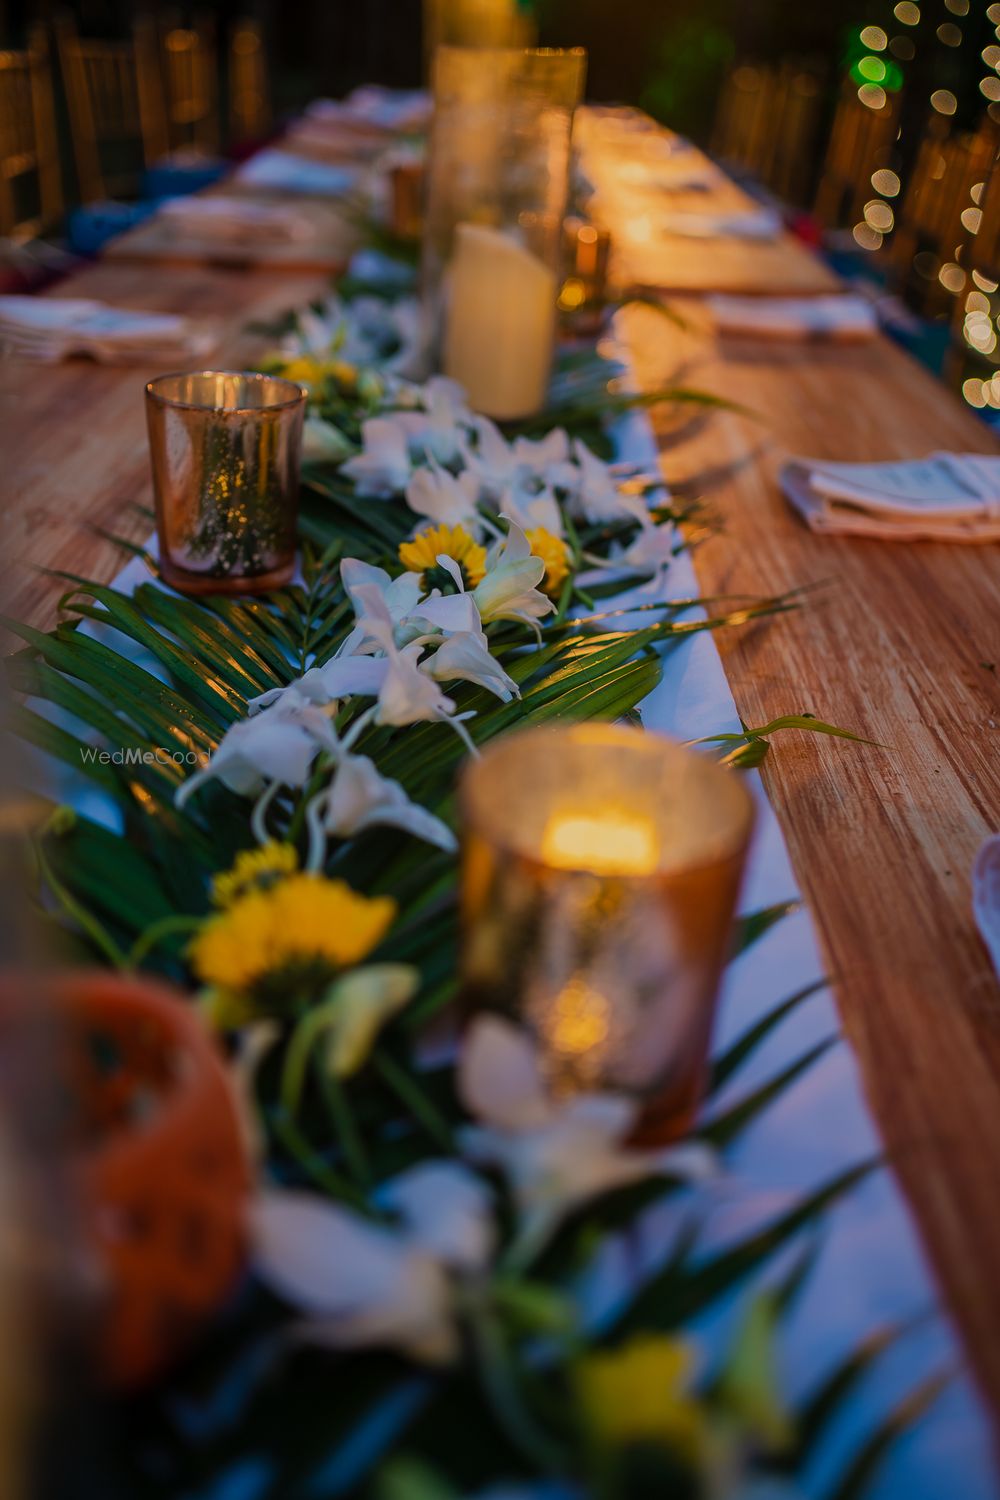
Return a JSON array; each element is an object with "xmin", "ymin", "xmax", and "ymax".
[
  {"xmin": 398, "ymin": 523, "xmax": 487, "ymax": 589},
  {"xmin": 575, "ymin": 1335, "xmax": 706, "ymax": 1459},
  {"xmin": 211, "ymin": 842, "xmax": 299, "ymax": 908},
  {"xmin": 525, "ymin": 527, "xmax": 571, "ymax": 597}
]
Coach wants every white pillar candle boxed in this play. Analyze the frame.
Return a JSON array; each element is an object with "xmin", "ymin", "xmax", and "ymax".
[{"xmin": 443, "ymin": 223, "xmax": 557, "ymax": 421}]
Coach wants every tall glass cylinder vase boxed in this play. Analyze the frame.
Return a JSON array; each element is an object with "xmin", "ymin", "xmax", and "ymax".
[
  {"xmin": 424, "ymin": 0, "xmax": 538, "ymax": 68},
  {"xmin": 423, "ymin": 45, "xmax": 586, "ymax": 421}
]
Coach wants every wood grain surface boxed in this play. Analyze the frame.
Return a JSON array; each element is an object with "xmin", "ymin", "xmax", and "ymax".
[{"xmin": 608, "ymin": 296, "xmax": 1000, "ymax": 1409}]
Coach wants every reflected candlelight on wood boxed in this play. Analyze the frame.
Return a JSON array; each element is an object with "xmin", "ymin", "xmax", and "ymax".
[{"xmin": 459, "ymin": 725, "xmax": 754, "ymax": 1140}]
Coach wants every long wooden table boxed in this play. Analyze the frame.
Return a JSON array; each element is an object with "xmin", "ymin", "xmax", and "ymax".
[{"xmin": 2, "ymin": 111, "xmax": 1000, "ymax": 1422}]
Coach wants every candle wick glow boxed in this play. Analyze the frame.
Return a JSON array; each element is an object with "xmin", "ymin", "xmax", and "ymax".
[{"xmin": 540, "ymin": 811, "xmax": 659, "ymax": 875}]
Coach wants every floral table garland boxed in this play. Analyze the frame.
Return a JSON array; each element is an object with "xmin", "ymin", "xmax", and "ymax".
[{"xmin": 3, "ymin": 272, "xmax": 959, "ymax": 1500}]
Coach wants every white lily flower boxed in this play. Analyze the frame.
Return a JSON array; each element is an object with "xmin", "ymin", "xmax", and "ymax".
[
  {"xmin": 301, "ymin": 415, "xmax": 353, "ymax": 464},
  {"xmin": 472, "ymin": 518, "xmax": 555, "ymax": 635},
  {"xmin": 569, "ymin": 438, "xmax": 648, "ymax": 526},
  {"xmin": 342, "ymin": 414, "xmax": 414, "ymax": 497},
  {"xmin": 424, "ymin": 630, "xmax": 520, "ymax": 703},
  {"xmin": 620, "ymin": 514, "xmax": 676, "ymax": 592},
  {"xmin": 252, "ymin": 1160, "xmax": 493, "ymax": 1363},
  {"xmin": 316, "ymin": 750, "xmax": 457, "ymax": 851},
  {"xmin": 176, "ymin": 690, "xmax": 334, "ymax": 806},
  {"xmin": 406, "ymin": 459, "xmax": 483, "ymax": 535},
  {"xmin": 458, "ymin": 1015, "xmax": 715, "ymax": 1249}
]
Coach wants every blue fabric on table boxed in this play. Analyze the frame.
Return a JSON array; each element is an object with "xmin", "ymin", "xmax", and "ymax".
[{"xmin": 66, "ymin": 200, "xmax": 158, "ymax": 257}]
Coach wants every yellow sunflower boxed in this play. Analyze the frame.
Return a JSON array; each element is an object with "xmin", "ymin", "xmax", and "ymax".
[
  {"xmin": 211, "ymin": 841, "xmax": 299, "ymax": 908},
  {"xmin": 189, "ymin": 874, "xmax": 396, "ymax": 998},
  {"xmin": 398, "ymin": 523, "xmax": 487, "ymax": 590},
  {"xmin": 575, "ymin": 1335, "xmax": 706, "ymax": 1460},
  {"xmin": 525, "ymin": 526, "xmax": 572, "ymax": 597},
  {"xmin": 278, "ymin": 356, "xmax": 358, "ymax": 391}
]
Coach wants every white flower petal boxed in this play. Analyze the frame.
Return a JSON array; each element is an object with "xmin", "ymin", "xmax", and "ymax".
[
  {"xmin": 425, "ymin": 632, "xmax": 519, "ymax": 702},
  {"xmin": 323, "ymin": 752, "xmax": 456, "ymax": 850},
  {"xmin": 458, "ymin": 1015, "xmax": 553, "ymax": 1131},
  {"xmin": 253, "ymin": 1189, "xmax": 407, "ymax": 1316},
  {"xmin": 379, "ymin": 1160, "xmax": 494, "ymax": 1273}
]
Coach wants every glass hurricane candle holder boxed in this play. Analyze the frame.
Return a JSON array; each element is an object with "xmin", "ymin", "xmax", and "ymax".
[
  {"xmin": 423, "ymin": 45, "xmax": 586, "ymax": 421},
  {"xmin": 459, "ymin": 724, "xmax": 755, "ymax": 1142},
  {"xmin": 423, "ymin": 0, "xmax": 538, "ymax": 69},
  {"xmin": 145, "ymin": 371, "xmax": 305, "ymax": 596}
]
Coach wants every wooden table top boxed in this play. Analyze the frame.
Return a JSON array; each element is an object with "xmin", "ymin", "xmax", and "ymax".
[
  {"xmin": 2, "ymin": 109, "xmax": 1000, "ymax": 1419},
  {"xmin": 616, "ymin": 298, "xmax": 1000, "ymax": 1408},
  {"xmin": 578, "ymin": 113, "xmax": 841, "ymax": 296}
]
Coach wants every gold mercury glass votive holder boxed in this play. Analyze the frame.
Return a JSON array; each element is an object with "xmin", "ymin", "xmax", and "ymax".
[
  {"xmin": 560, "ymin": 216, "xmax": 612, "ymax": 327},
  {"xmin": 145, "ymin": 371, "xmax": 306, "ymax": 596},
  {"xmin": 390, "ymin": 160, "xmax": 427, "ymax": 241},
  {"xmin": 459, "ymin": 724, "xmax": 755, "ymax": 1143}
]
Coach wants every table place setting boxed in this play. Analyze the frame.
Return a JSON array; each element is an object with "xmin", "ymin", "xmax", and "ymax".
[
  {"xmin": 781, "ymin": 453, "xmax": 1000, "ymax": 541},
  {"xmin": 0, "ymin": 294, "xmax": 219, "ymax": 365},
  {"xmin": 232, "ymin": 148, "xmax": 361, "ymax": 196},
  {"xmin": 155, "ymin": 195, "xmax": 317, "ymax": 245},
  {"xmin": 709, "ymin": 293, "xmax": 878, "ymax": 341},
  {"xmin": 656, "ymin": 206, "xmax": 783, "ymax": 240}
]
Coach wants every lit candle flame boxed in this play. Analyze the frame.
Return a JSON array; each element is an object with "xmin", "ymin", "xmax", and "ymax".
[{"xmin": 540, "ymin": 810, "xmax": 659, "ymax": 875}]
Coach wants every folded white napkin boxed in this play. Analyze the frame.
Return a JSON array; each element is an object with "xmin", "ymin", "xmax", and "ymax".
[
  {"xmin": 157, "ymin": 195, "xmax": 314, "ymax": 243},
  {"xmin": 973, "ymin": 836, "xmax": 1000, "ymax": 978},
  {"xmin": 307, "ymin": 88, "xmax": 429, "ymax": 132},
  {"xmin": 781, "ymin": 453, "xmax": 1000, "ymax": 542},
  {"xmin": 710, "ymin": 294, "xmax": 877, "ymax": 341},
  {"xmin": 0, "ymin": 294, "xmax": 218, "ymax": 364},
  {"xmin": 658, "ymin": 208, "xmax": 782, "ymax": 241},
  {"xmin": 234, "ymin": 150, "xmax": 359, "ymax": 197}
]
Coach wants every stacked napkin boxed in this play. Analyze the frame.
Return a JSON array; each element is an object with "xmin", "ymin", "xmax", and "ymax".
[
  {"xmin": 157, "ymin": 195, "xmax": 314, "ymax": 244},
  {"xmin": 0, "ymin": 295, "xmax": 218, "ymax": 365},
  {"xmin": 781, "ymin": 453, "xmax": 1000, "ymax": 542},
  {"xmin": 710, "ymin": 294, "xmax": 877, "ymax": 342},
  {"xmin": 233, "ymin": 150, "xmax": 359, "ymax": 197},
  {"xmin": 306, "ymin": 87, "xmax": 430, "ymax": 132},
  {"xmin": 657, "ymin": 208, "xmax": 782, "ymax": 241}
]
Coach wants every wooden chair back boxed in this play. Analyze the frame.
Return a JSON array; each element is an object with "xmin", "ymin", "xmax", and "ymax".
[
  {"xmin": 711, "ymin": 61, "xmax": 823, "ymax": 206},
  {"xmin": 892, "ymin": 114, "xmax": 997, "ymax": 299},
  {"xmin": 229, "ymin": 19, "xmax": 270, "ymax": 143},
  {"xmin": 0, "ymin": 27, "xmax": 62, "ymax": 239},
  {"xmin": 55, "ymin": 14, "xmax": 168, "ymax": 203},
  {"xmin": 815, "ymin": 79, "xmax": 901, "ymax": 229},
  {"xmin": 161, "ymin": 20, "xmax": 219, "ymax": 153}
]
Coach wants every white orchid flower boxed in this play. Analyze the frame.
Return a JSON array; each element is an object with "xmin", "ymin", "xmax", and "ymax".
[
  {"xmin": 249, "ymin": 654, "xmax": 387, "ymax": 712},
  {"xmin": 340, "ymin": 557, "xmax": 426, "ymax": 653},
  {"xmin": 252, "ymin": 1160, "xmax": 493, "ymax": 1363},
  {"xmin": 176, "ymin": 689, "xmax": 334, "ymax": 807},
  {"xmin": 424, "ymin": 630, "xmax": 520, "ymax": 703},
  {"xmin": 406, "ymin": 459, "xmax": 483, "ymax": 535},
  {"xmin": 458, "ymin": 1015, "xmax": 715, "ymax": 1254},
  {"xmin": 350, "ymin": 585, "xmax": 476, "ymax": 742},
  {"xmin": 472, "ymin": 519, "xmax": 555, "ymax": 637},
  {"xmin": 569, "ymin": 438, "xmax": 648, "ymax": 526},
  {"xmin": 397, "ymin": 375, "xmax": 472, "ymax": 465},
  {"xmin": 342, "ymin": 414, "xmax": 414, "ymax": 497},
  {"xmin": 302, "ymin": 415, "xmax": 354, "ymax": 464},
  {"xmin": 500, "ymin": 482, "xmax": 565, "ymax": 538},
  {"xmin": 313, "ymin": 749, "xmax": 457, "ymax": 851},
  {"xmin": 620, "ymin": 514, "xmax": 676, "ymax": 592}
]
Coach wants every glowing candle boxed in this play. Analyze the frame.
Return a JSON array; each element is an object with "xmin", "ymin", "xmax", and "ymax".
[
  {"xmin": 443, "ymin": 223, "xmax": 557, "ymax": 421},
  {"xmin": 459, "ymin": 724, "xmax": 755, "ymax": 1140},
  {"xmin": 540, "ymin": 809, "xmax": 659, "ymax": 876}
]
